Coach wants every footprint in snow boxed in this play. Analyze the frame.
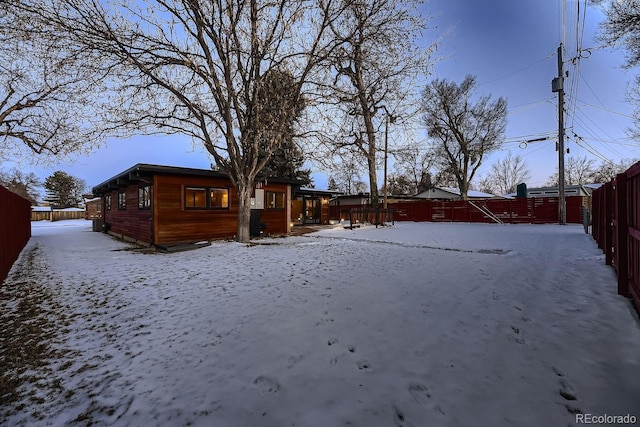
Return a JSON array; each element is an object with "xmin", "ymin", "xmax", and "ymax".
[
  {"xmin": 408, "ymin": 383, "xmax": 431, "ymax": 405},
  {"xmin": 357, "ymin": 360, "xmax": 371, "ymax": 370},
  {"xmin": 253, "ymin": 375, "xmax": 280, "ymax": 394}
]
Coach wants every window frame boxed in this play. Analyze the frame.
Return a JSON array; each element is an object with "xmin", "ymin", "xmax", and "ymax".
[
  {"xmin": 266, "ymin": 191, "xmax": 286, "ymax": 210},
  {"xmin": 117, "ymin": 191, "xmax": 126, "ymax": 210},
  {"xmin": 184, "ymin": 186, "xmax": 230, "ymax": 210},
  {"xmin": 138, "ymin": 185, "xmax": 152, "ymax": 210},
  {"xmin": 105, "ymin": 194, "xmax": 111, "ymax": 211}
]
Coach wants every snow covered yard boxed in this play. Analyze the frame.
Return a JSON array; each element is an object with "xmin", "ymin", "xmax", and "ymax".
[{"xmin": 1, "ymin": 220, "xmax": 639, "ymax": 427}]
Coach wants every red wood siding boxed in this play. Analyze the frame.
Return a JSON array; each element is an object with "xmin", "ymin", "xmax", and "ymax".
[
  {"xmin": 153, "ymin": 175, "xmax": 289, "ymax": 245},
  {"xmin": 103, "ymin": 185, "xmax": 153, "ymax": 244},
  {"xmin": 154, "ymin": 174, "xmax": 239, "ymax": 244},
  {"xmin": 259, "ymin": 183, "xmax": 289, "ymax": 235}
]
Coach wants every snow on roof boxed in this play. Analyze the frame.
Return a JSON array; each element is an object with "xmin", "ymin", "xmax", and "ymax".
[{"xmin": 438, "ymin": 187, "xmax": 498, "ymax": 198}]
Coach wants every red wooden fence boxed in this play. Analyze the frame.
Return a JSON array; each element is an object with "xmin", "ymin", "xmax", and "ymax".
[
  {"xmin": 330, "ymin": 196, "xmax": 585, "ymax": 224},
  {"xmin": 592, "ymin": 161, "xmax": 640, "ymax": 310},
  {"xmin": 0, "ymin": 185, "xmax": 31, "ymax": 284}
]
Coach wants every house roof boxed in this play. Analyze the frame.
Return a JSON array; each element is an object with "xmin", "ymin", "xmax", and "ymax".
[
  {"xmin": 416, "ymin": 187, "xmax": 499, "ymax": 199},
  {"xmin": 295, "ymin": 187, "xmax": 343, "ymax": 197},
  {"xmin": 92, "ymin": 163, "xmax": 306, "ymax": 196}
]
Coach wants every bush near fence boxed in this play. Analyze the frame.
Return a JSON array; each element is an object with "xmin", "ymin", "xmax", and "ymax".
[
  {"xmin": 1, "ymin": 186, "xmax": 31, "ymax": 283},
  {"xmin": 329, "ymin": 196, "xmax": 585, "ymax": 224},
  {"xmin": 591, "ymin": 161, "xmax": 640, "ymax": 311}
]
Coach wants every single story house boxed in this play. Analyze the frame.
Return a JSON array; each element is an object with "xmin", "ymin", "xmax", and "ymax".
[
  {"xmin": 415, "ymin": 187, "xmax": 500, "ymax": 200},
  {"xmin": 91, "ymin": 164, "xmax": 304, "ymax": 246}
]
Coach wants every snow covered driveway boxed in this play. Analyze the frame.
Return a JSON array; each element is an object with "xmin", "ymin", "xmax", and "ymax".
[{"xmin": 2, "ymin": 220, "xmax": 639, "ymax": 426}]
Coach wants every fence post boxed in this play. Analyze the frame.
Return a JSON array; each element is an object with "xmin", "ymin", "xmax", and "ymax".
[
  {"xmin": 615, "ymin": 172, "xmax": 629, "ymax": 296},
  {"xmin": 605, "ymin": 182, "xmax": 614, "ymax": 266}
]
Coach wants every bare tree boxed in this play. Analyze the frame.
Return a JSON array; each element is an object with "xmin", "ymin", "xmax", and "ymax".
[
  {"xmin": 0, "ymin": 168, "xmax": 41, "ymax": 205},
  {"xmin": 327, "ymin": 149, "xmax": 368, "ymax": 194},
  {"xmin": 0, "ymin": 3, "xmax": 108, "ymax": 159},
  {"xmin": 588, "ymin": 158, "xmax": 638, "ymax": 183},
  {"xmin": 597, "ymin": 1, "xmax": 640, "ymax": 137},
  {"xmin": 546, "ymin": 155, "xmax": 596, "ymax": 186},
  {"xmin": 22, "ymin": 0, "xmax": 342, "ymax": 242},
  {"xmin": 391, "ymin": 144, "xmax": 436, "ymax": 194},
  {"xmin": 323, "ymin": 0, "xmax": 434, "ymax": 207},
  {"xmin": 486, "ymin": 152, "xmax": 530, "ymax": 196},
  {"xmin": 423, "ymin": 76, "xmax": 507, "ymax": 200}
]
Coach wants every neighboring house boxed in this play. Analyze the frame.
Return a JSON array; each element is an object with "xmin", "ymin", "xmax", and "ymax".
[
  {"xmin": 292, "ymin": 188, "xmax": 342, "ymax": 225},
  {"xmin": 520, "ymin": 185, "xmax": 592, "ymax": 198},
  {"xmin": 91, "ymin": 164, "xmax": 303, "ymax": 246},
  {"xmin": 84, "ymin": 197, "xmax": 102, "ymax": 220},
  {"xmin": 329, "ymin": 194, "xmax": 371, "ymax": 206},
  {"xmin": 415, "ymin": 187, "xmax": 499, "ymax": 200}
]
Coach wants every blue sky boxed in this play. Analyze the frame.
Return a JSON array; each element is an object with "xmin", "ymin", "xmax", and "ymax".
[{"xmin": 11, "ymin": 0, "xmax": 640, "ymax": 192}]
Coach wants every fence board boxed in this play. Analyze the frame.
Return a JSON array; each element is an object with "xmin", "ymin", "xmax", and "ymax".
[
  {"xmin": 1, "ymin": 186, "xmax": 31, "ymax": 283},
  {"xmin": 592, "ymin": 160, "xmax": 640, "ymax": 311},
  {"xmin": 329, "ymin": 197, "xmax": 584, "ymax": 224}
]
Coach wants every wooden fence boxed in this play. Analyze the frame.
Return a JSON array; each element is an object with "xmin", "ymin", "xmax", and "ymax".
[
  {"xmin": 592, "ymin": 161, "xmax": 640, "ymax": 310},
  {"xmin": 330, "ymin": 196, "xmax": 585, "ymax": 225},
  {"xmin": 31, "ymin": 209, "xmax": 86, "ymax": 221},
  {"xmin": 0, "ymin": 186, "xmax": 31, "ymax": 284}
]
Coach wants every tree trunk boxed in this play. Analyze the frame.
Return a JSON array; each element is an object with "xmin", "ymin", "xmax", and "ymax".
[
  {"xmin": 367, "ymin": 154, "xmax": 379, "ymax": 207},
  {"xmin": 236, "ymin": 182, "xmax": 253, "ymax": 243}
]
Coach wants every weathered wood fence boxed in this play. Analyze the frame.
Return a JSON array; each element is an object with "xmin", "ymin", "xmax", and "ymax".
[
  {"xmin": 330, "ymin": 196, "xmax": 585, "ymax": 225},
  {"xmin": 592, "ymin": 161, "xmax": 640, "ymax": 310},
  {"xmin": 0, "ymin": 186, "xmax": 31, "ymax": 283},
  {"xmin": 31, "ymin": 209, "xmax": 86, "ymax": 221}
]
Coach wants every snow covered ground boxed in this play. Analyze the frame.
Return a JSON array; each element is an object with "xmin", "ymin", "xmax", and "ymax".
[{"xmin": 1, "ymin": 220, "xmax": 639, "ymax": 426}]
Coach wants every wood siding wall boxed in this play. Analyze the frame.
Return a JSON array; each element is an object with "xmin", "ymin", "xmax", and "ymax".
[
  {"xmin": 151, "ymin": 174, "xmax": 289, "ymax": 245},
  {"xmin": 103, "ymin": 185, "xmax": 153, "ymax": 244}
]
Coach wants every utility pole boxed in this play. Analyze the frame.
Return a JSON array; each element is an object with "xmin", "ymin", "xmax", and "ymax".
[
  {"xmin": 552, "ymin": 43, "xmax": 566, "ymax": 225},
  {"xmin": 383, "ymin": 114, "xmax": 389, "ymax": 210}
]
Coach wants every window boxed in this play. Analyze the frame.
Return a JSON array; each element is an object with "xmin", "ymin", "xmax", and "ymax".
[
  {"xmin": 184, "ymin": 187, "xmax": 229, "ymax": 209},
  {"xmin": 138, "ymin": 185, "xmax": 151, "ymax": 209},
  {"xmin": 105, "ymin": 195, "xmax": 111, "ymax": 211},
  {"xmin": 266, "ymin": 191, "xmax": 285, "ymax": 209},
  {"xmin": 209, "ymin": 188, "xmax": 229, "ymax": 208},
  {"xmin": 118, "ymin": 192, "xmax": 126, "ymax": 210}
]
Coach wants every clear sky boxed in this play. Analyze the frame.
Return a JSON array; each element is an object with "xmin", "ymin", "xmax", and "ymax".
[{"xmin": 7, "ymin": 0, "xmax": 640, "ymax": 193}]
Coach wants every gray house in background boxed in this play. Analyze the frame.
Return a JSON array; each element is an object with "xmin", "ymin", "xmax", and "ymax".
[{"xmin": 415, "ymin": 187, "xmax": 500, "ymax": 200}]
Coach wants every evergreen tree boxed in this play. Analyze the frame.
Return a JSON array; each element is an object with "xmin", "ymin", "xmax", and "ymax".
[{"xmin": 43, "ymin": 171, "xmax": 86, "ymax": 208}]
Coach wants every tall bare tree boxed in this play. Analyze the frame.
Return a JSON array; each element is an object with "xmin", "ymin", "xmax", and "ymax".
[
  {"xmin": 323, "ymin": 0, "xmax": 434, "ymax": 207},
  {"xmin": 486, "ymin": 152, "xmax": 530, "ymax": 195},
  {"xmin": 546, "ymin": 155, "xmax": 596, "ymax": 186},
  {"xmin": 0, "ymin": 3, "xmax": 108, "ymax": 159},
  {"xmin": 19, "ymin": 0, "xmax": 342, "ymax": 242},
  {"xmin": 597, "ymin": 0, "xmax": 640, "ymax": 136},
  {"xmin": 423, "ymin": 75, "xmax": 507, "ymax": 200}
]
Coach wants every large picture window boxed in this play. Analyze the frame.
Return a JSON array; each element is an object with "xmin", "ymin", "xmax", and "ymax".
[
  {"xmin": 185, "ymin": 187, "xmax": 229, "ymax": 209},
  {"xmin": 266, "ymin": 191, "xmax": 285, "ymax": 209},
  {"xmin": 118, "ymin": 192, "xmax": 126, "ymax": 210}
]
